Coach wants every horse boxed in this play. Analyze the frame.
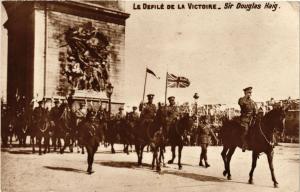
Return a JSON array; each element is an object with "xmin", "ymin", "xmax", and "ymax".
[
  {"xmin": 1, "ymin": 107, "xmax": 15, "ymax": 147},
  {"xmin": 15, "ymin": 108, "xmax": 28, "ymax": 147},
  {"xmin": 220, "ymin": 107, "xmax": 286, "ymax": 188},
  {"xmin": 133, "ymin": 111, "xmax": 165, "ymax": 171},
  {"xmin": 167, "ymin": 113, "xmax": 194, "ymax": 169},
  {"xmin": 57, "ymin": 104, "xmax": 76, "ymax": 154}
]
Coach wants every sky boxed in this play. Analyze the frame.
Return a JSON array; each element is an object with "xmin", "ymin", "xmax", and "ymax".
[
  {"xmin": 1, "ymin": 1, "xmax": 299, "ymax": 108},
  {"xmin": 123, "ymin": 1, "xmax": 299, "ymax": 107}
]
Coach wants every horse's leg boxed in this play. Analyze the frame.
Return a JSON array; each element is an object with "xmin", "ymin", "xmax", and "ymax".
[
  {"xmin": 111, "ymin": 142, "xmax": 115, "ymax": 154},
  {"xmin": 31, "ymin": 136, "xmax": 35, "ymax": 153},
  {"xmin": 140, "ymin": 145, "xmax": 145, "ymax": 165},
  {"xmin": 151, "ymin": 146, "xmax": 156, "ymax": 170},
  {"xmin": 60, "ymin": 136, "xmax": 68, "ymax": 154},
  {"xmin": 249, "ymin": 151, "xmax": 259, "ymax": 184},
  {"xmin": 38, "ymin": 137, "xmax": 42, "ymax": 155},
  {"xmin": 226, "ymin": 147, "xmax": 236, "ymax": 180},
  {"xmin": 155, "ymin": 147, "xmax": 161, "ymax": 172},
  {"xmin": 168, "ymin": 145, "xmax": 176, "ymax": 164},
  {"xmin": 135, "ymin": 144, "xmax": 141, "ymax": 165},
  {"xmin": 221, "ymin": 146, "xmax": 229, "ymax": 176},
  {"xmin": 161, "ymin": 146, "xmax": 166, "ymax": 167},
  {"xmin": 53, "ymin": 135, "xmax": 57, "ymax": 152},
  {"xmin": 178, "ymin": 145, "xmax": 183, "ymax": 170},
  {"xmin": 267, "ymin": 150, "xmax": 279, "ymax": 188}
]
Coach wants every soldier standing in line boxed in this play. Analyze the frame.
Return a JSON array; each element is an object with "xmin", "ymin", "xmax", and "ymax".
[
  {"xmin": 165, "ymin": 96, "xmax": 179, "ymax": 138},
  {"xmin": 238, "ymin": 87, "xmax": 257, "ymax": 152}
]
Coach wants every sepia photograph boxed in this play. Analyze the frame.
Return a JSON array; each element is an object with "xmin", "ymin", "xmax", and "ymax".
[{"xmin": 0, "ymin": 1, "xmax": 299, "ymax": 192}]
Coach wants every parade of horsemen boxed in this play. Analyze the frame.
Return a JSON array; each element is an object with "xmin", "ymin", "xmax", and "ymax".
[{"xmin": 1, "ymin": 84, "xmax": 293, "ymax": 188}]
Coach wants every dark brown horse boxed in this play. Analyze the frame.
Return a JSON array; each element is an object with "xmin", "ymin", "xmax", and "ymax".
[
  {"xmin": 167, "ymin": 113, "xmax": 194, "ymax": 169},
  {"xmin": 220, "ymin": 107, "xmax": 286, "ymax": 187}
]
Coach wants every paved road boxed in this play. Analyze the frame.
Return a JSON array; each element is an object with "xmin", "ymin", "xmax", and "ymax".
[{"xmin": 1, "ymin": 143, "xmax": 299, "ymax": 192}]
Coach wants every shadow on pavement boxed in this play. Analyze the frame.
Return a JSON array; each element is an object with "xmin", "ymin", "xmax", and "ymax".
[
  {"xmin": 44, "ymin": 166, "xmax": 86, "ymax": 173},
  {"xmin": 95, "ymin": 150, "xmax": 124, "ymax": 154},
  {"xmin": 1, "ymin": 148, "xmax": 33, "ymax": 155},
  {"xmin": 161, "ymin": 170, "xmax": 225, "ymax": 182},
  {"xmin": 96, "ymin": 160, "xmax": 151, "ymax": 169}
]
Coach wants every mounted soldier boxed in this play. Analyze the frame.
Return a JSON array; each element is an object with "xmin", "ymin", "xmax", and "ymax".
[
  {"xmin": 139, "ymin": 94, "xmax": 157, "ymax": 124},
  {"xmin": 165, "ymin": 96, "xmax": 179, "ymax": 138},
  {"xmin": 49, "ymin": 100, "xmax": 61, "ymax": 151},
  {"xmin": 115, "ymin": 106, "xmax": 125, "ymax": 122},
  {"xmin": 75, "ymin": 102, "xmax": 87, "ymax": 126},
  {"xmin": 127, "ymin": 106, "xmax": 139, "ymax": 129},
  {"xmin": 238, "ymin": 87, "xmax": 257, "ymax": 152}
]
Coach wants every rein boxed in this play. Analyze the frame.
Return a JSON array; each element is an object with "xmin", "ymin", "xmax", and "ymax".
[{"xmin": 258, "ymin": 118, "xmax": 274, "ymax": 147}]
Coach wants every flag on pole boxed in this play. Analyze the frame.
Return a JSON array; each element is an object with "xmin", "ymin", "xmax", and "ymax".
[
  {"xmin": 146, "ymin": 68, "xmax": 160, "ymax": 79},
  {"xmin": 167, "ymin": 73, "xmax": 190, "ymax": 88}
]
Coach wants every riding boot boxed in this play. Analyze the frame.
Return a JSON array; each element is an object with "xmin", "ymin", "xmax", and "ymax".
[{"xmin": 241, "ymin": 135, "xmax": 248, "ymax": 152}]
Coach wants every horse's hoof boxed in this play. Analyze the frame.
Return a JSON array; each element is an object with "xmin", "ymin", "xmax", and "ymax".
[
  {"xmin": 223, "ymin": 170, "xmax": 227, "ymax": 176},
  {"xmin": 248, "ymin": 180, "xmax": 253, "ymax": 184},
  {"xmin": 39, "ymin": 153, "xmax": 42, "ymax": 156},
  {"xmin": 274, "ymin": 183, "xmax": 279, "ymax": 188},
  {"xmin": 156, "ymin": 166, "xmax": 161, "ymax": 172},
  {"xmin": 178, "ymin": 165, "xmax": 182, "ymax": 170},
  {"xmin": 227, "ymin": 175, "xmax": 232, "ymax": 180},
  {"xmin": 163, "ymin": 163, "xmax": 166, "ymax": 167},
  {"xmin": 167, "ymin": 160, "xmax": 173, "ymax": 164}
]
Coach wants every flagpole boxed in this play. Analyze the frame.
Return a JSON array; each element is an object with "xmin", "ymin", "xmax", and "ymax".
[
  {"xmin": 164, "ymin": 72, "xmax": 168, "ymax": 106},
  {"xmin": 142, "ymin": 68, "xmax": 148, "ymax": 104}
]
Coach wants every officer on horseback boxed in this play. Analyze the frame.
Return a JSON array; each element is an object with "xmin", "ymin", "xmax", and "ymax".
[
  {"xmin": 49, "ymin": 100, "xmax": 60, "ymax": 151},
  {"xmin": 139, "ymin": 94, "xmax": 157, "ymax": 123},
  {"xmin": 165, "ymin": 96, "xmax": 179, "ymax": 137},
  {"xmin": 115, "ymin": 107, "xmax": 125, "ymax": 122},
  {"xmin": 238, "ymin": 87, "xmax": 257, "ymax": 152},
  {"xmin": 128, "ymin": 106, "xmax": 139, "ymax": 128},
  {"xmin": 75, "ymin": 102, "xmax": 87, "ymax": 126}
]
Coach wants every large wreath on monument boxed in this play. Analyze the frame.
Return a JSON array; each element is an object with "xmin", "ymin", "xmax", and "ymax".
[{"xmin": 62, "ymin": 22, "xmax": 111, "ymax": 92}]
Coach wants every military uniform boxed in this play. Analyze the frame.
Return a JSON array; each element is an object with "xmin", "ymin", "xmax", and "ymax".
[
  {"xmin": 238, "ymin": 97, "xmax": 256, "ymax": 130},
  {"xmin": 165, "ymin": 97, "xmax": 179, "ymax": 136},
  {"xmin": 238, "ymin": 87, "xmax": 257, "ymax": 151},
  {"xmin": 115, "ymin": 107, "xmax": 125, "ymax": 122},
  {"xmin": 81, "ymin": 112, "xmax": 99, "ymax": 174},
  {"xmin": 33, "ymin": 103, "xmax": 47, "ymax": 129},
  {"xmin": 75, "ymin": 106, "xmax": 87, "ymax": 126},
  {"xmin": 140, "ymin": 103, "xmax": 157, "ymax": 121},
  {"xmin": 128, "ymin": 107, "xmax": 139, "ymax": 128},
  {"xmin": 198, "ymin": 117, "xmax": 218, "ymax": 167},
  {"xmin": 49, "ymin": 102, "xmax": 60, "ymax": 150}
]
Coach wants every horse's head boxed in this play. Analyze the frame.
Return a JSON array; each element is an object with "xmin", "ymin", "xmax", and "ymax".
[{"xmin": 265, "ymin": 107, "xmax": 286, "ymax": 134}]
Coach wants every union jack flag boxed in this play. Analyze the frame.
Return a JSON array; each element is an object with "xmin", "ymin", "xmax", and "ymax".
[{"xmin": 167, "ymin": 73, "xmax": 190, "ymax": 88}]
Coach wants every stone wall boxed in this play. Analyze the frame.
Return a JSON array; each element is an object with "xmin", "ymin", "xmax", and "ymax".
[{"xmin": 42, "ymin": 3, "xmax": 126, "ymax": 104}]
